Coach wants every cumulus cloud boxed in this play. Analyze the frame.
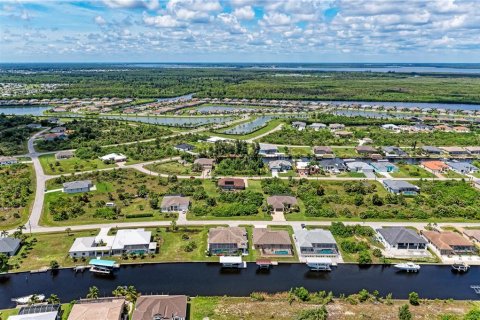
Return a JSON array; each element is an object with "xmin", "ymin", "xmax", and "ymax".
[
  {"xmin": 233, "ymin": 6, "xmax": 255, "ymax": 20},
  {"xmin": 261, "ymin": 12, "xmax": 291, "ymax": 26},
  {"xmin": 143, "ymin": 13, "xmax": 182, "ymax": 27},
  {"xmin": 94, "ymin": 15, "xmax": 107, "ymax": 25},
  {"xmin": 103, "ymin": 0, "xmax": 159, "ymax": 10}
]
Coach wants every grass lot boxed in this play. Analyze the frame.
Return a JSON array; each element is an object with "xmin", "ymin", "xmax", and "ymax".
[
  {"xmin": 331, "ymin": 147, "xmax": 359, "ymax": 158},
  {"xmin": 337, "ymin": 172, "xmax": 366, "ymax": 178},
  {"xmin": 278, "ymin": 170, "xmax": 296, "ymax": 177},
  {"xmin": 0, "ymin": 308, "xmax": 19, "ymax": 319},
  {"xmin": 389, "ymin": 164, "xmax": 436, "ymax": 179},
  {"xmin": 285, "ymin": 146, "xmax": 312, "ymax": 157},
  {"xmin": 39, "ymin": 154, "xmax": 115, "ymax": 175},
  {"xmin": 189, "ymin": 295, "xmax": 479, "ymax": 320},
  {"xmin": 144, "ymin": 161, "xmax": 201, "ymax": 176},
  {"xmin": 442, "ymin": 170, "xmax": 466, "ymax": 179},
  {"xmin": 207, "ymin": 119, "xmax": 285, "ymax": 141}
]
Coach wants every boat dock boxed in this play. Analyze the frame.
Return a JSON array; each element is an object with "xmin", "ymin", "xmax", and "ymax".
[
  {"xmin": 256, "ymin": 259, "xmax": 278, "ymax": 269},
  {"xmin": 306, "ymin": 257, "xmax": 335, "ymax": 271},
  {"xmin": 89, "ymin": 259, "xmax": 119, "ymax": 274},
  {"xmin": 220, "ymin": 256, "xmax": 247, "ymax": 269},
  {"xmin": 73, "ymin": 266, "xmax": 90, "ymax": 273}
]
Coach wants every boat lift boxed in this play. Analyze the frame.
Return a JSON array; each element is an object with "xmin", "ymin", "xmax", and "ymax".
[{"xmin": 220, "ymin": 256, "xmax": 247, "ymax": 269}]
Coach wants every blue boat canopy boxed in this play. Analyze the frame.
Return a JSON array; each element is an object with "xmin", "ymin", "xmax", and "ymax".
[{"xmin": 89, "ymin": 259, "xmax": 115, "ymax": 267}]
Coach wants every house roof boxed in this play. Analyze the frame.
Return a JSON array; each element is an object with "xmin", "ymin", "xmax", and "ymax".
[
  {"xmin": 421, "ymin": 146, "xmax": 443, "ymax": 153},
  {"xmin": 0, "ymin": 237, "xmax": 20, "ymax": 254},
  {"xmin": 0, "ymin": 156, "xmax": 17, "ymax": 162},
  {"xmin": 318, "ymin": 158, "xmax": 346, "ymax": 169},
  {"xmin": 161, "ymin": 196, "xmax": 190, "ymax": 208},
  {"xmin": 67, "ymin": 299, "xmax": 125, "ymax": 320},
  {"xmin": 313, "ymin": 146, "xmax": 333, "ymax": 154},
  {"xmin": 253, "ymin": 228, "xmax": 292, "ymax": 246},
  {"xmin": 421, "ymin": 231, "xmax": 473, "ymax": 250},
  {"xmin": 63, "ymin": 180, "xmax": 92, "ymax": 190},
  {"xmin": 218, "ymin": 178, "xmax": 245, "ymax": 188},
  {"xmin": 56, "ymin": 150, "xmax": 74, "ymax": 157},
  {"xmin": 208, "ymin": 227, "xmax": 247, "ymax": 247},
  {"xmin": 421, "ymin": 161, "xmax": 449, "ymax": 171},
  {"xmin": 371, "ymin": 162, "xmax": 398, "ymax": 171},
  {"xmin": 267, "ymin": 195, "xmax": 298, "ymax": 209},
  {"xmin": 346, "ymin": 161, "xmax": 373, "ymax": 170},
  {"xmin": 463, "ymin": 229, "xmax": 480, "ymax": 242},
  {"xmin": 295, "ymin": 229, "xmax": 336, "ymax": 247},
  {"xmin": 377, "ymin": 227, "xmax": 426, "ymax": 245},
  {"xmin": 112, "ymin": 229, "xmax": 152, "ymax": 250},
  {"xmin": 259, "ymin": 143, "xmax": 278, "ymax": 151},
  {"xmin": 441, "ymin": 147, "xmax": 466, "ymax": 153},
  {"xmin": 383, "ymin": 180, "xmax": 419, "ymax": 191},
  {"xmin": 9, "ymin": 312, "xmax": 58, "ymax": 320},
  {"xmin": 465, "ymin": 146, "xmax": 480, "ymax": 152},
  {"xmin": 194, "ymin": 158, "xmax": 215, "ymax": 165},
  {"xmin": 132, "ymin": 295, "xmax": 187, "ymax": 320},
  {"xmin": 268, "ymin": 160, "xmax": 292, "ymax": 169},
  {"xmin": 175, "ymin": 143, "xmax": 194, "ymax": 150},
  {"xmin": 356, "ymin": 146, "xmax": 377, "ymax": 153},
  {"xmin": 100, "ymin": 153, "xmax": 126, "ymax": 161},
  {"xmin": 446, "ymin": 161, "xmax": 478, "ymax": 172}
]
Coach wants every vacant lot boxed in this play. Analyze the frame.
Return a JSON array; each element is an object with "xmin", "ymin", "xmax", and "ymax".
[{"xmin": 40, "ymin": 153, "xmax": 115, "ymax": 175}]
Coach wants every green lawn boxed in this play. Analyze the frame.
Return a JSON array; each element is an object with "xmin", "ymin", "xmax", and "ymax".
[
  {"xmin": 286, "ymin": 146, "xmax": 312, "ymax": 157},
  {"xmin": 389, "ymin": 164, "xmax": 436, "ymax": 179},
  {"xmin": 40, "ymin": 153, "xmax": 115, "ymax": 175},
  {"xmin": 144, "ymin": 161, "xmax": 200, "ymax": 176},
  {"xmin": 337, "ymin": 172, "xmax": 366, "ymax": 178},
  {"xmin": 331, "ymin": 147, "xmax": 359, "ymax": 158},
  {"xmin": 0, "ymin": 308, "xmax": 19, "ymax": 319},
  {"xmin": 441, "ymin": 170, "xmax": 465, "ymax": 179}
]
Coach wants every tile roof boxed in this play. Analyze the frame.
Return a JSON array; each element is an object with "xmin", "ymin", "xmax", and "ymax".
[
  {"xmin": 132, "ymin": 295, "xmax": 187, "ymax": 320},
  {"xmin": 377, "ymin": 227, "xmax": 426, "ymax": 245},
  {"xmin": 253, "ymin": 228, "xmax": 292, "ymax": 246}
]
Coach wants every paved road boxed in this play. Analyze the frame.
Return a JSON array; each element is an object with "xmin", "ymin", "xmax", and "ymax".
[{"xmin": 246, "ymin": 123, "xmax": 283, "ymax": 143}]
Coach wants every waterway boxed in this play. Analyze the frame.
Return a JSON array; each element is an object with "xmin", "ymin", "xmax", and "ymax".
[
  {"xmin": 0, "ymin": 263, "xmax": 478, "ymax": 308},
  {"xmin": 0, "ymin": 105, "xmax": 51, "ymax": 116}
]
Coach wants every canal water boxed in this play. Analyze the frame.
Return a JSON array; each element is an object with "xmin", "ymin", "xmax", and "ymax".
[{"xmin": 0, "ymin": 263, "xmax": 478, "ymax": 308}]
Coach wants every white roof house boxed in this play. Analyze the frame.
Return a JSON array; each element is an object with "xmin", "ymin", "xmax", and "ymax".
[
  {"xmin": 112, "ymin": 229, "xmax": 153, "ymax": 251},
  {"xmin": 100, "ymin": 153, "xmax": 127, "ymax": 162},
  {"xmin": 346, "ymin": 161, "xmax": 374, "ymax": 172},
  {"xmin": 9, "ymin": 312, "xmax": 59, "ymax": 320}
]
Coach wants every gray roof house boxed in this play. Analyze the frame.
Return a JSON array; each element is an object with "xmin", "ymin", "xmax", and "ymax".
[
  {"xmin": 446, "ymin": 161, "xmax": 479, "ymax": 174},
  {"xmin": 346, "ymin": 161, "xmax": 374, "ymax": 173},
  {"xmin": 313, "ymin": 146, "xmax": 334, "ymax": 158},
  {"xmin": 0, "ymin": 237, "xmax": 21, "ymax": 257},
  {"xmin": 370, "ymin": 161, "xmax": 398, "ymax": 173},
  {"xmin": 377, "ymin": 227, "xmax": 427, "ymax": 250},
  {"xmin": 383, "ymin": 146, "xmax": 408, "ymax": 157},
  {"xmin": 161, "ymin": 196, "xmax": 190, "ymax": 212},
  {"xmin": 421, "ymin": 146, "xmax": 443, "ymax": 155},
  {"xmin": 174, "ymin": 143, "xmax": 195, "ymax": 152},
  {"xmin": 268, "ymin": 160, "xmax": 292, "ymax": 172},
  {"xmin": 0, "ymin": 156, "xmax": 18, "ymax": 166},
  {"xmin": 383, "ymin": 180, "xmax": 420, "ymax": 195},
  {"xmin": 207, "ymin": 227, "xmax": 248, "ymax": 255},
  {"xmin": 267, "ymin": 195, "xmax": 298, "ymax": 212},
  {"xmin": 308, "ymin": 123, "xmax": 327, "ymax": 131},
  {"xmin": 294, "ymin": 229, "xmax": 338, "ymax": 257},
  {"xmin": 292, "ymin": 121, "xmax": 307, "ymax": 130},
  {"xmin": 55, "ymin": 150, "xmax": 74, "ymax": 160},
  {"xmin": 318, "ymin": 158, "xmax": 347, "ymax": 173},
  {"xmin": 259, "ymin": 143, "xmax": 279, "ymax": 155},
  {"xmin": 62, "ymin": 180, "xmax": 93, "ymax": 194}
]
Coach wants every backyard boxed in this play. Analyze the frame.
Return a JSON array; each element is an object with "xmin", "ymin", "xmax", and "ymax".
[{"xmin": 389, "ymin": 164, "xmax": 436, "ymax": 179}]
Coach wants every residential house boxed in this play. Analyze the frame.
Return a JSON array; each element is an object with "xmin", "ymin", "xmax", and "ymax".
[
  {"xmin": 9, "ymin": 304, "xmax": 61, "ymax": 320},
  {"xmin": 441, "ymin": 147, "xmax": 468, "ymax": 156},
  {"xmin": 328, "ymin": 123, "xmax": 345, "ymax": 131},
  {"xmin": 100, "ymin": 153, "xmax": 127, "ymax": 162},
  {"xmin": 334, "ymin": 130, "xmax": 353, "ymax": 138},
  {"xmin": 381, "ymin": 124, "xmax": 400, "ymax": 131},
  {"xmin": 132, "ymin": 295, "xmax": 187, "ymax": 320},
  {"xmin": 207, "ymin": 227, "xmax": 248, "ymax": 255},
  {"xmin": 295, "ymin": 161, "xmax": 318, "ymax": 176},
  {"xmin": 0, "ymin": 237, "xmax": 21, "ymax": 257},
  {"xmin": 291, "ymin": 121, "xmax": 306, "ymax": 131},
  {"xmin": 383, "ymin": 180, "xmax": 420, "ymax": 195},
  {"xmin": 345, "ymin": 161, "xmax": 374, "ymax": 173},
  {"xmin": 382, "ymin": 146, "xmax": 408, "ymax": 157},
  {"xmin": 193, "ymin": 158, "xmax": 215, "ymax": 170},
  {"xmin": 318, "ymin": 158, "xmax": 347, "ymax": 173},
  {"xmin": 421, "ymin": 146, "xmax": 443, "ymax": 155},
  {"xmin": 356, "ymin": 146, "xmax": 377, "ymax": 155},
  {"xmin": 55, "ymin": 150, "xmax": 74, "ymax": 160},
  {"xmin": 453, "ymin": 126, "xmax": 470, "ymax": 133},
  {"xmin": 26, "ymin": 123, "xmax": 42, "ymax": 129},
  {"xmin": 294, "ymin": 229, "xmax": 338, "ymax": 257},
  {"xmin": 267, "ymin": 195, "xmax": 298, "ymax": 213},
  {"xmin": 253, "ymin": 228, "xmax": 293, "ymax": 256},
  {"xmin": 421, "ymin": 160, "xmax": 449, "ymax": 174},
  {"xmin": 446, "ymin": 161, "xmax": 479, "ymax": 174},
  {"xmin": 308, "ymin": 123, "xmax": 327, "ymax": 131},
  {"xmin": 50, "ymin": 126, "xmax": 66, "ymax": 133},
  {"xmin": 434, "ymin": 124, "xmax": 452, "ymax": 132},
  {"xmin": 268, "ymin": 160, "xmax": 292, "ymax": 172},
  {"xmin": 63, "ymin": 180, "xmax": 93, "ymax": 194},
  {"xmin": 313, "ymin": 146, "xmax": 334, "ymax": 158},
  {"xmin": 370, "ymin": 161, "xmax": 398, "ymax": 173},
  {"xmin": 376, "ymin": 227, "xmax": 427, "ymax": 251},
  {"xmin": 258, "ymin": 143, "xmax": 279, "ymax": 156},
  {"xmin": 0, "ymin": 156, "xmax": 18, "ymax": 166},
  {"xmin": 465, "ymin": 146, "xmax": 480, "ymax": 155},
  {"xmin": 160, "ymin": 195, "xmax": 190, "ymax": 212},
  {"xmin": 42, "ymin": 133, "xmax": 67, "ymax": 141},
  {"xmin": 421, "ymin": 230, "xmax": 477, "ymax": 255},
  {"xmin": 69, "ymin": 228, "xmax": 157, "ymax": 258},
  {"xmin": 67, "ymin": 298, "xmax": 125, "ymax": 320},
  {"xmin": 462, "ymin": 229, "xmax": 480, "ymax": 243},
  {"xmin": 174, "ymin": 143, "xmax": 195, "ymax": 152},
  {"xmin": 218, "ymin": 178, "xmax": 245, "ymax": 190}
]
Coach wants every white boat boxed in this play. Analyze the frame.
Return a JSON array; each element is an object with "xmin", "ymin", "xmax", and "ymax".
[
  {"xmin": 452, "ymin": 262, "xmax": 470, "ymax": 272},
  {"xmin": 219, "ymin": 256, "xmax": 247, "ymax": 269},
  {"xmin": 306, "ymin": 257, "xmax": 334, "ymax": 271},
  {"xmin": 394, "ymin": 262, "xmax": 421, "ymax": 272},
  {"xmin": 11, "ymin": 294, "xmax": 45, "ymax": 305}
]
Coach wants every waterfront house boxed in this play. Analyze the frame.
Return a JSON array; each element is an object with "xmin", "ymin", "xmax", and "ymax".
[
  {"xmin": 421, "ymin": 146, "xmax": 443, "ymax": 155},
  {"xmin": 381, "ymin": 124, "xmax": 400, "ymax": 131},
  {"xmin": 421, "ymin": 230, "xmax": 476, "ymax": 256},
  {"xmin": 69, "ymin": 228, "xmax": 156, "ymax": 258},
  {"xmin": 441, "ymin": 147, "xmax": 468, "ymax": 156},
  {"xmin": 55, "ymin": 150, "xmax": 74, "ymax": 160},
  {"xmin": 370, "ymin": 161, "xmax": 398, "ymax": 173},
  {"xmin": 295, "ymin": 161, "xmax": 318, "ymax": 176},
  {"xmin": 356, "ymin": 145, "xmax": 377, "ymax": 155},
  {"xmin": 382, "ymin": 146, "xmax": 408, "ymax": 157},
  {"xmin": 100, "ymin": 153, "xmax": 127, "ymax": 162},
  {"xmin": 174, "ymin": 143, "xmax": 195, "ymax": 152},
  {"xmin": 193, "ymin": 158, "xmax": 215, "ymax": 170},
  {"xmin": 376, "ymin": 227, "xmax": 427, "ymax": 251},
  {"xmin": 345, "ymin": 161, "xmax": 374, "ymax": 173},
  {"xmin": 259, "ymin": 143, "xmax": 279, "ymax": 156},
  {"xmin": 318, "ymin": 158, "xmax": 347, "ymax": 173},
  {"xmin": 218, "ymin": 178, "xmax": 245, "ymax": 191},
  {"xmin": 453, "ymin": 126, "xmax": 470, "ymax": 133},
  {"xmin": 421, "ymin": 160, "xmax": 449, "ymax": 174},
  {"xmin": 160, "ymin": 195, "xmax": 190, "ymax": 212},
  {"xmin": 329, "ymin": 123, "xmax": 345, "ymax": 131},
  {"xmin": 0, "ymin": 237, "xmax": 21, "ymax": 257},
  {"xmin": 292, "ymin": 121, "xmax": 306, "ymax": 131},
  {"xmin": 207, "ymin": 227, "xmax": 248, "ymax": 255},
  {"xmin": 253, "ymin": 228, "xmax": 293, "ymax": 256},
  {"xmin": 465, "ymin": 146, "xmax": 480, "ymax": 155},
  {"xmin": 383, "ymin": 180, "xmax": 420, "ymax": 195},
  {"xmin": 267, "ymin": 195, "xmax": 298, "ymax": 213},
  {"xmin": 268, "ymin": 160, "xmax": 292, "ymax": 172},
  {"xmin": 0, "ymin": 156, "xmax": 18, "ymax": 166},
  {"xmin": 294, "ymin": 229, "xmax": 338, "ymax": 257},
  {"xmin": 309, "ymin": 123, "xmax": 327, "ymax": 131},
  {"xmin": 446, "ymin": 161, "xmax": 479, "ymax": 174},
  {"xmin": 462, "ymin": 229, "xmax": 480, "ymax": 243},
  {"xmin": 67, "ymin": 298, "xmax": 125, "ymax": 320},
  {"xmin": 132, "ymin": 295, "xmax": 187, "ymax": 320},
  {"xmin": 313, "ymin": 146, "xmax": 334, "ymax": 158},
  {"xmin": 10, "ymin": 304, "xmax": 61, "ymax": 320},
  {"xmin": 62, "ymin": 180, "xmax": 93, "ymax": 194}
]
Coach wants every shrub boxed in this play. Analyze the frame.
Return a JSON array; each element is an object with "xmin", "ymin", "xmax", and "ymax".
[
  {"xmin": 398, "ymin": 304, "xmax": 412, "ymax": 320},
  {"xmin": 126, "ymin": 213, "xmax": 154, "ymax": 218},
  {"xmin": 358, "ymin": 251, "xmax": 372, "ymax": 264},
  {"xmin": 295, "ymin": 306, "xmax": 328, "ymax": 320},
  {"xmin": 408, "ymin": 292, "xmax": 420, "ymax": 306},
  {"xmin": 249, "ymin": 292, "xmax": 265, "ymax": 301},
  {"xmin": 290, "ymin": 287, "xmax": 310, "ymax": 302},
  {"xmin": 372, "ymin": 248, "xmax": 382, "ymax": 258}
]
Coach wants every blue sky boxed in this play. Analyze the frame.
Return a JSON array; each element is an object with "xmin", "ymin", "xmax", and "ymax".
[{"xmin": 1, "ymin": 0, "xmax": 479, "ymax": 63}]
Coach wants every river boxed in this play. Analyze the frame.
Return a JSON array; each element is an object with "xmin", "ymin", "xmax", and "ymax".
[{"xmin": 0, "ymin": 263, "xmax": 478, "ymax": 308}]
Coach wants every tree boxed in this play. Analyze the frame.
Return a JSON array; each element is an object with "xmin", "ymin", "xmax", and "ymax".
[
  {"xmin": 50, "ymin": 260, "xmax": 60, "ymax": 269},
  {"xmin": 86, "ymin": 286, "xmax": 99, "ymax": 299},
  {"xmin": 28, "ymin": 294, "xmax": 42, "ymax": 305},
  {"xmin": 358, "ymin": 251, "xmax": 372, "ymax": 264},
  {"xmin": 46, "ymin": 294, "xmax": 60, "ymax": 304},
  {"xmin": 408, "ymin": 292, "xmax": 419, "ymax": 306},
  {"xmin": 170, "ymin": 220, "xmax": 178, "ymax": 232},
  {"xmin": 398, "ymin": 304, "xmax": 412, "ymax": 320},
  {"xmin": 0, "ymin": 230, "xmax": 8, "ymax": 237},
  {"xmin": 0, "ymin": 254, "xmax": 8, "ymax": 273},
  {"xmin": 290, "ymin": 287, "xmax": 309, "ymax": 302},
  {"xmin": 295, "ymin": 305, "xmax": 328, "ymax": 320}
]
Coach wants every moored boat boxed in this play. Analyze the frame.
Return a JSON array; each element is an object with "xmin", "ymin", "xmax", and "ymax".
[
  {"xmin": 11, "ymin": 294, "xmax": 45, "ymax": 305},
  {"xmin": 394, "ymin": 262, "xmax": 420, "ymax": 272},
  {"xmin": 452, "ymin": 262, "xmax": 470, "ymax": 273}
]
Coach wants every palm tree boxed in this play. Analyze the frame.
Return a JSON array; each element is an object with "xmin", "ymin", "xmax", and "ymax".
[
  {"xmin": 0, "ymin": 230, "xmax": 8, "ymax": 238},
  {"xmin": 17, "ymin": 225, "xmax": 26, "ymax": 234},
  {"xmin": 28, "ymin": 294, "xmax": 41, "ymax": 305},
  {"xmin": 46, "ymin": 294, "xmax": 60, "ymax": 304},
  {"xmin": 86, "ymin": 286, "xmax": 99, "ymax": 299}
]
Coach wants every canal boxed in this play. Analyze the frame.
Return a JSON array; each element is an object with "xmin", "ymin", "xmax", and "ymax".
[{"xmin": 0, "ymin": 263, "xmax": 478, "ymax": 308}]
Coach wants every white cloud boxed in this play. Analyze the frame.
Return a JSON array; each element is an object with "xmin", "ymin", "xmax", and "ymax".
[
  {"xmin": 103, "ymin": 0, "xmax": 159, "ymax": 10},
  {"xmin": 233, "ymin": 6, "xmax": 255, "ymax": 20},
  {"xmin": 94, "ymin": 15, "xmax": 107, "ymax": 25},
  {"xmin": 261, "ymin": 12, "xmax": 291, "ymax": 26},
  {"xmin": 143, "ymin": 13, "xmax": 182, "ymax": 27}
]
